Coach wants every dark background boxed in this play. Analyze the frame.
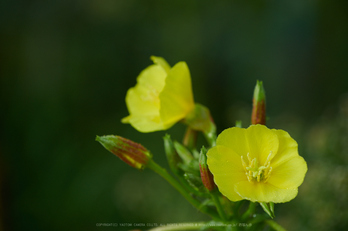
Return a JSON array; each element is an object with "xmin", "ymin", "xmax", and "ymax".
[{"xmin": 1, "ymin": 0, "xmax": 348, "ymax": 230}]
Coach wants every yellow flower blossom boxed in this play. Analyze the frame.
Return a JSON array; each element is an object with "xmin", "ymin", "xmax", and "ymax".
[
  {"xmin": 122, "ymin": 56, "xmax": 195, "ymax": 132},
  {"xmin": 207, "ymin": 124, "xmax": 307, "ymax": 203}
]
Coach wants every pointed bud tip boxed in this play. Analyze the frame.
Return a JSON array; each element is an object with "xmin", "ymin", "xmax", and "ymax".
[
  {"xmin": 253, "ymin": 80, "xmax": 266, "ymax": 103},
  {"xmin": 163, "ymin": 133, "xmax": 171, "ymax": 140},
  {"xmin": 96, "ymin": 135, "xmax": 152, "ymax": 169}
]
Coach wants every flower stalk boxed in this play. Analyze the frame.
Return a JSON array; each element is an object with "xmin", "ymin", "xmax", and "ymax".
[
  {"xmin": 163, "ymin": 135, "xmax": 204, "ymax": 197},
  {"xmin": 241, "ymin": 202, "xmax": 256, "ymax": 221},
  {"xmin": 182, "ymin": 127, "xmax": 198, "ymax": 149},
  {"xmin": 210, "ymin": 191, "xmax": 228, "ymax": 222},
  {"xmin": 184, "ymin": 104, "xmax": 217, "ymax": 147}
]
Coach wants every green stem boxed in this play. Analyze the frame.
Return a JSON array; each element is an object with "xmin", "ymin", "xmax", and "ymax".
[
  {"xmin": 211, "ymin": 190, "xmax": 228, "ymax": 221},
  {"xmin": 204, "ymin": 131, "xmax": 216, "ymax": 147},
  {"xmin": 241, "ymin": 202, "xmax": 256, "ymax": 221},
  {"xmin": 233, "ymin": 200, "xmax": 244, "ymax": 219},
  {"xmin": 148, "ymin": 222, "xmax": 205, "ymax": 231},
  {"xmin": 265, "ymin": 220, "xmax": 287, "ymax": 231},
  {"xmin": 147, "ymin": 160, "xmax": 219, "ymax": 220}
]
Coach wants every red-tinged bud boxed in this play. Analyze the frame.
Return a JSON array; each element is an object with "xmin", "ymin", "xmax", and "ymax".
[
  {"xmin": 96, "ymin": 135, "xmax": 152, "ymax": 170},
  {"xmin": 252, "ymin": 80, "xmax": 266, "ymax": 125},
  {"xmin": 199, "ymin": 147, "xmax": 215, "ymax": 191}
]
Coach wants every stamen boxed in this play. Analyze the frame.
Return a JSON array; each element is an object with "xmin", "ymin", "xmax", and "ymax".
[
  {"xmin": 257, "ymin": 170, "xmax": 262, "ymax": 182},
  {"xmin": 247, "ymin": 153, "xmax": 252, "ymax": 163},
  {"xmin": 264, "ymin": 167, "xmax": 272, "ymax": 183},
  {"xmin": 241, "ymin": 156, "xmax": 247, "ymax": 170},
  {"xmin": 246, "ymin": 173, "xmax": 252, "ymax": 182},
  {"xmin": 251, "ymin": 158, "xmax": 256, "ymax": 168},
  {"xmin": 241, "ymin": 152, "xmax": 273, "ymax": 183},
  {"xmin": 264, "ymin": 151, "xmax": 272, "ymax": 166}
]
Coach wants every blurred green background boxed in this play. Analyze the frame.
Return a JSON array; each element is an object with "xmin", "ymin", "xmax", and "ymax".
[{"xmin": 1, "ymin": 0, "xmax": 348, "ymax": 230}]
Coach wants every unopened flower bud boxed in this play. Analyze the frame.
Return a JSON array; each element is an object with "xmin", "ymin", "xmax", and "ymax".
[
  {"xmin": 252, "ymin": 80, "xmax": 266, "ymax": 125},
  {"xmin": 96, "ymin": 135, "xmax": 152, "ymax": 170},
  {"xmin": 173, "ymin": 141, "xmax": 194, "ymax": 165},
  {"xmin": 163, "ymin": 134, "xmax": 182, "ymax": 175},
  {"xmin": 199, "ymin": 147, "xmax": 215, "ymax": 191}
]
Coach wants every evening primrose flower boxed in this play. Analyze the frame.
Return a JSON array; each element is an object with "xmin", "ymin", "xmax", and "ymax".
[
  {"xmin": 122, "ymin": 56, "xmax": 195, "ymax": 132},
  {"xmin": 207, "ymin": 124, "xmax": 307, "ymax": 203}
]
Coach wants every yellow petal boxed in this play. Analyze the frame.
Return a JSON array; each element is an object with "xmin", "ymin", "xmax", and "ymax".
[
  {"xmin": 123, "ymin": 64, "xmax": 167, "ymax": 132},
  {"xmin": 216, "ymin": 127, "xmax": 250, "ymax": 157},
  {"xmin": 124, "ymin": 115, "xmax": 164, "ymax": 133},
  {"xmin": 151, "ymin": 56, "xmax": 171, "ymax": 74},
  {"xmin": 121, "ymin": 115, "xmax": 131, "ymax": 124},
  {"xmin": 235, "ymin": 181, "xmax": 298, "ymax": 203},
  {"xmin": 159, "ymin": 62, "xmax": 195, "ymax": 127},
  {"xmin": 125, "ymin": 85, "xmax": 160, "ymax": 117},
  {"xmin": 216, "ymin": 125, "xmax": 279, "ymax": 165},
  {"xmin": 136, "ymin": 64, "xmax": 166, "ymax": 95},
  {"xmin": 268, "ymin": 156, "xmax": 307, "ymax": 189},
  {"xmin": 125, "ymin": 64, "xmax": 167, "ymax": 116},
  {"xmin": 271, "ymin": 129, "xmax": 299, "ymax": 167},
  {"xmin": 207, "ymin": 145, "xmax": 245, "ymax": 201},
  {"xmin": 246, "ymin": 125, "xmax": 279, "ymax": 165}
]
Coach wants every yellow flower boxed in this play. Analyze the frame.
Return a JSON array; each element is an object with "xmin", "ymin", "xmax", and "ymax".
[
  {"xmin": 207, "ymin": 124, "xmax": 307, "ymax": 203},
  {"xmin": 122, "ymin": 56, "xmax": 195, "ymax": 132}
]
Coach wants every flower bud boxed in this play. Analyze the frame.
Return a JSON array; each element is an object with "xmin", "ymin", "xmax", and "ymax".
[
  {"xmin": 199, "ymin": 147, "xmax": 215, "ymax": 191},
  {"xmin": 163, "ymin": 134, "xmax": 182, "ymax": 175},
  {"xmin": 96, "ymin": 135, "xmax": 152, "ymax": 170},
  {"xmin": 252, "ymin": 80, "xmax": 266, "ymax": 125},
  {"xmin": 173, "ymin": 141, "xmax": 194, "ymax": 165}
]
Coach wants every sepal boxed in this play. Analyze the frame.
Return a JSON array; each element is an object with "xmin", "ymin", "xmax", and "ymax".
[{"xmin": 260, "ymin": 202, "xmax": 275, "ymax": 219}]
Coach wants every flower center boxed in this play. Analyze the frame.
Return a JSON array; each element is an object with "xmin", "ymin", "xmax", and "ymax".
[{"xmin": 241, "ymin": 152, "xmax": 272, "ymax": 183}]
